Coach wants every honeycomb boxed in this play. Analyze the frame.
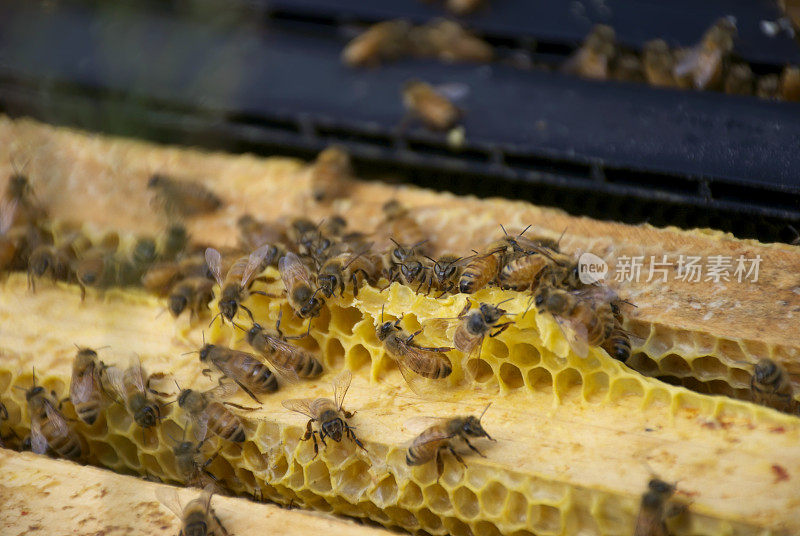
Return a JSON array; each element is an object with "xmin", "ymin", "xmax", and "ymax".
[
  {"xmin": 2, "ymin": 115, "xmax": 799, "ymax": 410},
  {"xmin": 1, "ymin": 272, "xmax": 798, "ymax": 536}
]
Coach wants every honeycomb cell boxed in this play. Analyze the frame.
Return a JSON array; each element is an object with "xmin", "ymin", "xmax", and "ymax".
[
  {"xmin": 583, "ymin": 371, "xmax": 609, "ymax": 403},
  {"xmin": 325, "ymin": 339, "xmax": 346, "ymax": 369},
  {"xmin": 467, "ymin": 359, "xmax": 494, "ymax": 383},
  {"xmin": 443, "ymin": 516, "xmax": 472, "ymax": 536},
  {"xmin": 499, "ymin": 363, "xmax": 524, "ymax": 390},
  {"xmin": 506, "ymin": 490, "xmax": 529, "ymax": 525},
  {"xmin": 608, "ymin": 377, "xmax": 645, "ymax": 401},
  {"xmin": 526, "ymin": 367, "xmax": 553, "ymax": 390},
  {"xmin": 305, "ymin": 460, "xmax": 332, "ymax": 493},
  {"xmin": 453, "ymin": 486, "xmax": 480, "ymax": 519},
  {"xmin": 554, "ymin": 368, "xmax": 583, "ymax": 397},
  {"xmin": 384, "ymin": 505, "xmax": 417, "ymax": 528},
  {"xmin": 140, "ymin": 452, "xmax": 161, "ymax": 476},
  {"xmin": 330, "ymin": 305, "xmax": 363, "ymax": 336},
  {"xmin": 473, "ymin": 520, "xmax": 503, "ymax": 536},
  {"xmin": 287, "ymin": 459, "xmax": 306, "ymax": 489},
  {"xmin": 270, "ymin": 453, "xmax": 289, "ymax": 480},
  {"xmin": 730, "ymin": 367, "xmax": 752, "ymax": 387},
  {"xmin": 346, "ymin": 344, "xmax": 372, "ymax": 372},
  {"xmin": 0, "ymin": 369, "xmax": 11, "ymax": 393},
  {"xmin": 659, "ymin": 354, "xmax": 692, "ymax": 376},
  {"xmin": 481, "ymin": 481, "xmax": 508, "ymax": 517},
  {"xmin": 371, "ymin": 473, "xmax": 399, "ymax": 505},
  {"xmin": 691, "ymin": 355, "xmax": 728, "ymax": 378},
  {"xmin": 109, "ymin": 434, "xmax": 140, "ymax": 468},
  {"xmin": 337, "ymin": 459, "xmax": 371, "ymax": 502},
  {"xmin": 510, "ymin": 343, "xmax": 541, "ymax": 367},
  {"xmin": 716, "ymin": 339, "xmax": 745, "ymax": 362},
  {"xmin": 423, "ymin": 483, "xmax": 453, "ymax": 514},
  {"xmin": 399, "ymin": 481, "xmax": 423, "ymax": 508},
  {"xmin": 416, "ymin": 506, "xmax": 444, "ymax": 532},
  {"xmin": 105, "ymin": 403, "xmax": 133, "ymax": 434},
  {"xmin": 88, "ymin": 439, "xmax": 119, "ymax": 467},
  {"xmin": 531, "ymin": 504, "xmax": 562, "ymax": 534},
  {"xmin": 484, "ymin": 337, "xmax": 508, "ymax": 360}
]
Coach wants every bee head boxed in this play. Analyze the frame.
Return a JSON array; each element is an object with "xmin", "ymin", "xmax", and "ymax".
[
  {"xmin": 480, "ymin": 303, "xmax": 505, "ymax": 323},
  {"xmin": 146, "ymin": 174, "xmax": 163, "ymax": 188},
  {"xmin": 176, "ymin": 389, "xmax": 193, "ymax": 408},
  {"xmin": 133, "ymin": 237, "xmax": 157, "ymax": 265},
  {"xmin": 8, "ymin": 173, "xmax": 30, "ymax": 198},
  {"xmin": 317, "ymin": 274, "xmax": 337, "ymax": 298},
  {"xmin": 136, "ymin": 405, "xmax": 159, "ymax": 428},
  {"xmin": 401, "ymin": 260, "xmax": 422, "ymax": 279},
  {"xmin": 26, "ymin": 385, "xmax": 45, "ymax": 401},
  {"xmin": 754, "ymin": 359, "xmax": 778, "ymax": 383},
  {"xmin": 641, "ymin": 490, "xmax": 664, "ymax": 510},
  {"xmin": 648, "ymin": 479, "xmax": 675, "ymax": 497},
  {"xmin": 376, "ymin": 321, "xmax": 396, "ymax": 341},
  {"xmin": 299, "ymin": 288, "xmax": 324, "ymax": 318},
  {"xmin": 198, "ymin": 344, "xmax": 215, "ymax": 362},
  {"xmin": 219, "ymin": 299, "xmax": 238, "ymax": 321},
  {"xmin": 168, "ymin": 294, "xmax": 188, "ymax": 317},
  {"xmin": 461, "ymin": 415, "xmax": 492, "ymax": 440},
  {"xmin": 322, "ymin": 417, "xmax": 344, "ymax": 442}
]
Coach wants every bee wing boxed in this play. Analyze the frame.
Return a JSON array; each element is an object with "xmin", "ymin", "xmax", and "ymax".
[
  {"xmin": 332, "ymin": 370, "xmax": 353, "ymax": 411},
  {"xmin": 673, "ymin": 46, "xmax": 701, "ymax": 78},
  {"xmin": 693, "ymin": 48, "xmax": 722, "ymax": 88},
  {"xmin": 392, "ymin": 344, "xmax": 450, "ymax": 397},
  {"xmin": 70, "ymin": 366, "xmax": 95, "ymax": 406},
  {"xmin": 125, "ymin": 355, "xmax": 147, "ymax": 394},
  {"xmin": 0, "ymin": 198, "xmax": 17, "ymax": 234},
  {"xmin": 257, "ymin": 336, "xmax": 302, "ymax": 384},
  {"xmin": 191, "ymin": 413, "xmax": 210, "ymax": 443},
  {"xmin": 554, "ymin": 315, "xmax": 590, "ymax": 358},
  {"xmin": 154, "ymin": 486, "xmax": 185, "ymax": 519},
  {"xmin": 204, "ymin": 247, "xmax": 225, "ymax": 287},
  {"xmin": 103, "ymin": 365, "xmax": 127, "ymax": 403},
  {"xmin": 571, "ymin": 285, "xmax": 618, "ymax": 304},
  {"xmin": 279, "ymin": 252, "xmax": 313, "ymax": 289},
  {"xmin": 281, "ymin": 398, "xmax": 317, "ymax": 419},
  {"xmin": 29, "ymin": 414, "xmax": 49, "ymax": 455},
  {"xmin": 206, "ymin": 379, "xmax": 240, "ymax": 400},
  {"xmin": 426, "ymin": 317, "xmax": 461, "ymax": 335},
  {"xmin": 42, "ymin": 398, "xmax": 72, "ymax": 439},
  {"xmin": 240, "ymin": 244, "xmax": 271, "ymax": 289}
]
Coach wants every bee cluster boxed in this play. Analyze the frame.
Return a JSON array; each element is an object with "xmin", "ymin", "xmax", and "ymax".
[{"xmin": 1, "ymin": 154, "xmax": 797, "ymax": 536}]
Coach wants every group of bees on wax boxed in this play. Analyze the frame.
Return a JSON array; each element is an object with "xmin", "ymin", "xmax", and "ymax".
[{"xmin": 342, "ymin": 16, "xmax": 800, "ymax": 133}]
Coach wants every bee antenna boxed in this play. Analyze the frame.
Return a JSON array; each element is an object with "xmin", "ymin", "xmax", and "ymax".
[
  {"xmin": 517, "ymin": 224, "xmax": 532, "ymax": 238},
  {"xmin": 32, "ymin": 367, "xmax": 36, "ymax": 387},
  {"xmin": 202, "ymin": 331, "xmax": 206, "ymax": 345},
  {"xmin": 478, "ymin": 402, "xmax": 492, "ymax": 421},
  {"xmin": 556, "ymin": 227, "xmax": 568, "ymax": 249},
  {"xmin": 174, "ymin": 379, "xmax": 182, "ymax": 392},
  {"xmin": 380, "ymin": 303, "xmax": 385, "ymax": 323},
  {"xmin": 164, "ymin": 429, "xmax": 181, "ymax": 445},
  {"xmin": 389, "ymin": 237, "xmax": 402, "ymax": 249},
  {"xmin": 208, "ymin": 312, "xmax": 222, "ymax": 329},
  {"xmin": 500, "ymin": 224, "xmax": 509, "ymax": 237},
  {"xmin": 496, "ymin": 297, "xmax": 514, "ymax": 307},
  {"xmin": 411, "ymin": 239, "xmax": 429, "ymax": 250},
  {"xmin": 231, "ymin": 321, "xmax": 246, "ymax": 332}
]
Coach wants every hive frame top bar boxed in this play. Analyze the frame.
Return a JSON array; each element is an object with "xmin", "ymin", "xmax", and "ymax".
[{"xmin": 0, "ymin": 0, "xmax": 799, "ymax": 233}]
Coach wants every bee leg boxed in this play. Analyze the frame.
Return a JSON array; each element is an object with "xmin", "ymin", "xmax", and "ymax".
[
  {"xmin": 345, "ymin": 425, "xmax": 367, "ymax": 451},
  {"xmin": 447, "ymin": 445, "xmax": 469, "ymax": 468},
  {"xmin": 350, "ymin": 272, "xmax": 360, "ymax": 298},
  {"xmin": 489, "ymin": 322, "xmax": 513, "ymax": 338},
  {"xmin": 404, "ymin": 330, "xmax": 424, "ymax": 345},
  {"xmin": 211, "ymin": 511, "xmax": 231, "ymax": 536},
  {"xmin": 343, "ymin": 410, "xmax": 356, "ymax": 418},
  {"xmin": 240, "ymin": 304, "xmax": 256, "ymax": 323},
  {"xmin": 435, "ymin": 447, "xmax": 445, "ymax": 484},
  {"xmin": 461, "ymin": 437, "xmax": 487, "ymax": 458},
  {"xmin": 222, "ymin": 401, "xmax": 259, "ymax": 411},
  {"xmin": 79, "ymin": 282, "xmax": 86, "ymax": 302}
]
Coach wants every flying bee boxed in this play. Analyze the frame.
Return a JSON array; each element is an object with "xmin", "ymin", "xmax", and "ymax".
[
  {"xmin": 757, "ymin": 74, "xmax": 781, "ymax": 100},
  {"xmin": 405, "ymin": 404, "xmax": 494, "ymax": 480},
  {"xmin": 237, "ymin": 214, "xmax": 287, "ymax": 252},
  {"xmin": 674, "ymin": 17, "xmax": 736, "ymax": 90},
  {"xmin": 562, "ymin": 24, "xmax": 616, "ymax": 80},
  {"xmin": 155, "ymin": 485, "xmax": 229, "ymax": 536},
  {"xmin": 634, "ymin": 479, "xmax": 679, "ymax": 536},
  {"xmin": 69, "ymin": 346, "xmax": 111, "ymax": 425},
  {"xmin": 342, "ymin": 19, "xmax": 412, "ymax": 67},
  {"xmin": 281, "ymin": 370, "xmax": 365, "ymax": 458},
  {"xmin": 317, "ymin": 248, "xmax": 381, "ymax": 298},
  {"xmin": 166, "ymin": 423, "xmax": 219, "ymax": 487},
  {"xmin": 308, "ymin": 146, "xmax": 352, "ymax": 203},
  {"xmin": 402, "ymin": 79, "xmax": 463, "ymax": 131},
  {"xmin": 148, "ymin": 174, "xmax": 223, "ymax": 218},
  {"xmin": 643, "ymin": 39, "xmax": 677, "ymax": 88},
  {"xmin": 376, "ymin": 307, "xmax": 453, "ymax": 392},
  {"xmin": 17, "ymin": 369, "xmax": 84, "ymax": 460},
  {"xmin": 169, "ymin": 277, "xmax": 216, "ymax": 319},
  {"xmin": 279, "ymin": 252, "xmax": 325, "ymax": 319},
  {"xmin": 206, "ymin": 244, "xmax": 273, "ymax": 324},
  {"xmin": 246, "ymin": 312, "xmax": 324, "ymax": 379},
  {"xmin": 534, "ymin": 285, "xmax": 616, "ymax": 358},
  {"xmin": 199, "ymin": 343, "xmax": 278, "ymax": 403},
  {"xmin": 724, "ymin": 63, "xmax": 754, "ymax": 95},
  {"xmin": 106, "ymin": 356, "xmax": 165, "ymax": 432},
  {"xmin": 411, "ymin": 19, "xmax": 493, "ymax": 63},
  {"xmin": 750, "ymin": 359, "xmax": 797, "ymax": 414},
  {"xmin": 445, "ymin": 0, "xmax": 486, "ymax": 15},
  {"xmin": 177, "ymin": 381, "xmax": 255, "ymax": 443},
  {"xmin": 612, "ymin": 53, "xmax": 645, "ymax": 83},
  {"xmin": 781, "ymin": 65, "xmax": 800, "ymax": 102},
  {"xmin": 26, "ymin": 244, "xmax": 72, "ymax": 291}
]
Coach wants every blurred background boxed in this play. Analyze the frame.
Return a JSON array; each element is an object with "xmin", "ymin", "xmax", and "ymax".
[{"xmin": 1, "ymin": 0, "xmax": 799, "ymax": 243}]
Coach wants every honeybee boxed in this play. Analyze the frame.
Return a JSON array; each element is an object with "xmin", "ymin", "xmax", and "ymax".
[
  {"xmin": 0, "ymin": 401, "xmax": 11, "ymax": 447},
  {"xmin": 674, "ymin": 17, "xmax": 736, "ymax": 90},
  {"xmin": 317, "ymin": 248, "xmax": 381, "ymax": 298},
  {"xmin": 380, "ymin": 200, "xmax": 429, "ymax": 253},
  {"xmin": 19, "ymin": 369, "xmax": 84, "ymax": 460},
  {"xmin": 169, "ymin": 277, "xmax": 216, "ymax": 319},
  {"xmin": 159, "ymin": 223, "xmax": 189, "ymax": 261},
  {"xmin": 612, "ymin": 53, "xmax": 645, "ymax": 83},
  {"xmin": 426, "ymin": 254, "xmax": 469, "ymax": 296},
  {"xmin": 237, "ymin": 214, "xmax": 287, "ymax": 252},
  {"xmin": 534, "ymin": 285, "xmax": 616, "ymax": 358},
  {"xmin": 281, "ymin": 370, "xmax": 365, "ymax": 458},
  {"xmin": 4, "ymin": 170, "xmax": 47, "ymax": 226},
  {"xmin": 781, "ymin": 65, "xmax": 800, "ymax": 101},
  {"xmin": 199, "ymin": 343, "xmax": 278, "ymax": 403},
  {"xmin": 505, "ymin": 241, "xmax": 582, "ymax": 291},
  {"xmin": 143, "ymin": 262, "xmax": 185, "ymax": 296},
  {"xmin": 445, "ymin": 0, "xmax": 485, "ymax": 15},
  {"xmin": 148, "ymin": 174, "xmax": 223, "ymax": 217},
  {"xmin": 643, "ymin": 40, "xmax": 678, "ymax": 88},
  {"xmin": 562, "ymin": 25, "xmax": 616, "ymax": 80},
  {"xmin": 376, "ymin": 308, "xmax": 453, "ymax": 391},
  {"xmin": 279, "ymin": 252, "xmax": 324, "ymax": 319},
  {"xmin": 411, "ymin": 19, "xmax": 493, "ymax": 63},
  {"xmin": 757, "ymin": 74, "xmax": 781, "ymax": 100},
  {"xmin": 405, "ymin": 405, "xmax": 494, "ymax": 479},
  {"xmin": 458, "ymin": 236, "xmax": 514, "ymax": 294},
  {"xmin": 750, "ymin": 359, "xmax": 797, "ymax": 414},
  {"xmin": 247, "ymin": 314, "xmax": 324, "ymax": 379},
  {"xmin": 26, "ymin": 244, "xmax": 72, "ymax": 291},
  {"xmin": 155, "ymin": 485, "xmax": 229, "ymax": 536},
  {"xmin": 342, "ymin": 19, "xmax": 412, "ymax": 67},
  {"xmin": 69, "ymin": 347, "xmax": 110, "ymax": 425},
  {"xmin": 402, "ymin": 79, "xmax": 462, "ymax": 131},
  {"xmin": 724, "ymin": 63, "xmax": 754, "ymax": 95},
  {"xmin": 308, "ymin": 146, "xmax": 352, "ymax": 203},
  {"xmin": 74, "ymin": 248, "xmax": 117, "ymax": 300},
  {"xmin": 449, "ymin": 300, "xmax": 513, "ymax": 357},
  {"xmin": 177, "ymin": 381, "xmax": 254, "ymax": 443},
  {"xmin": 167, "ymin": 424, "xmax": 219, "ymax": 487},
  {"xmin": 634, "ymin": 479, "xmax": 678, "ymax": 536},
  {"xmin": 206, "ymin": 244, "xmax": 273, "ymax": 324},
  {"xmin": 0, "ymin": 199, "xmax": 19, "ymax": 272},
  {"xmin": 106, "ymin": 357, "xmax": 164, "ymax": 431}
]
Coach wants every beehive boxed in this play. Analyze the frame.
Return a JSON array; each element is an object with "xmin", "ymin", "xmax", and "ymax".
[{"xmin": 1, "ymin": 116, "xmax": 799, "ymax": 535}]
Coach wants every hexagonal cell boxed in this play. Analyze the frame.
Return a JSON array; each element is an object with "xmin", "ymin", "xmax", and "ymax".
[
  {"xmin": 554, "ymin": 368, "xmax": 583, "ymax": 397},
  {"xmin": 384, "ymin": 505, "xmax": 418, "ymax": 528},
  {"xmin": 304, "ymin": 459, "xmax": 332, "ymax": 493},
  {"xmin": 527, "ymin": 367, "xmax": 553, "ymax": 390},
  {"xmin": 499, "ymin": 363, "xmax": 524, "ymax": 390},
  {"xmin": 690, "ymin": 355, "xmax": 728, "ymax": 378},
  {"xmin": 422, "ymin": 483, "xmax": 453, "ymax": 514},
  {"xmin": 346, "ymin": 344, "xmax": 372, "ymax": 372},
  {"xmin": 531, "ymin": 504, "xmax": 562, "ymax": 534},
  {"xmin": 453, "ymin": 486, "xmax": 480, "ymax": 519},
  {"xmin": 370, "ymin": 473, "xmax": 399, "ymax": 505},
  {"xmin": 484, "ymin": 337, "xmax": 509, "ymax": 360},
  {"xmin": 626, "ymin": 353, "xmax": 660, "ymax": 377},
  {"xmin": 583, "ymin": 371, "xmax": 609, "ymax": 403},
  {"xmin": 481, "ymin": 480, "xmax": 508, "ymax": 517},
  {"xmin": 442, "ymin": 516, "xmax": 472, "ymax": 536},
  {"xmin": 269, "ymin": 453, "xmax": 289, "ymax": 480},
  {"xmin": 336, "ymin": 459, "xmax": 371, "ymax": 502},
  {"xmin": 325, "ymin": 338, "xmax": 346, "ymax": 369},
  {"xmin": 730, "ymin": 367, "xmax": 752, "ymax": 387},
  {"xmin": 466, "ymin": 359, "xmax": 494, "ymax": 383},
  {"xmin": 510, "ymin": 343, "xmax": 541, "ymax": 367},
  {"xmin": 658, "ymin": 354, "xmax": 692, "ymax": 376},
  {"xmin": 399, "ymin": 481, "xmax": 423, "ymax": 508},
  {"xmin": 109, "ymin": 434, "xmax": 140, "ymax": 469},
  {"xmin": 330, "ymin": 305, "xmax": 363, "ymax": 336},
  {"xmin": 415, "ymin": 506, "xmax": 443, "ymax": 533},
  {"xmin": 472, "ymin": 520, "xmax": 503, "ymax": 536},
  {"xmin": 89, "ymin": 439, "xmax": 119, "ymax": 467},
  {"xmin": 105, "ymin": 403, "xmax": 133, "ymax": 434},
  {"xmin": 608, "ymin": 377, "xmax": 645, "ymax": 401},
  {"xmin": 506, "ymin": 490, "xmax": 529, "ymax": 525},
  {"xmin": 0, "ymin": 369, "xmax": 11, "ymax": 393}
]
